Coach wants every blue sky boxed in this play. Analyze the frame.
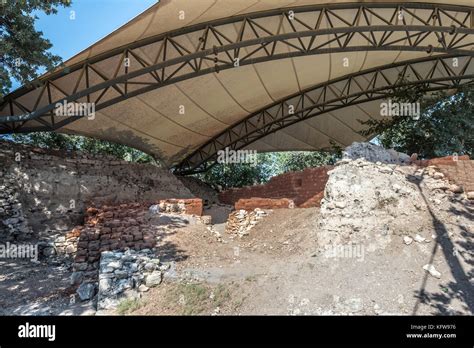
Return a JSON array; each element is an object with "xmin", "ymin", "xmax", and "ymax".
[{"xmin": 10, "ymin": 0, "xmax": 157, "ymax": 91}]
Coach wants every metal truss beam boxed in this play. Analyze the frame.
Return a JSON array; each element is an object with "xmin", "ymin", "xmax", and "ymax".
[
  {"xmin": 173, "ymin": 54, "xmax": 474, "ymax": 175},
  {"xmin": 0, "ymin": 3, "xmax": 473, "ymax": 134}
]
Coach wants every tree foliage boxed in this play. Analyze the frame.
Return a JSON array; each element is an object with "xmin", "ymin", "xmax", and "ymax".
[
  {"xmin": 195, "ymin": 162, "xmax": 267, "ymax": 190},
  {"xmin": 10, "ymin": 132, "xmax": 155, "ymax": 163},
  {"xmin": 0, "ymin": 0, "xmax": 157, "ymax": 164},
  {"xmin": 275, "ymin": 149, "xmax": 340, "ymax": 173},
  {"xmin": 359, "ymin": 83, "xmax": 474, "ymax": 158},
  {"xmin": 0, "ymin": 0, "xmax": 72, "ymax": 98},
  {"xmin": 195, "ymin": 150, "xmax": 340, "ymax": 190}
]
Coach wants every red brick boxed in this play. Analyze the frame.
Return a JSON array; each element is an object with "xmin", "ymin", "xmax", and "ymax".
[
  {"xmin": 235, "ymin": 198, "xmax": 295, "ymax": 210},
  {"xmin": 219, "ymin": 166, "xmax": 332, "ymax": 208},
  {"xmin": 158, "ymin": 198, "xmax": 203, "ymax": 216}
]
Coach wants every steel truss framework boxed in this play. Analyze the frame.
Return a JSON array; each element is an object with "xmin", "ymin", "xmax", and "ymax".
[
  {"xmin": 0, "ymin": 2, "xmax": 473, "ymax": 169},
  {"xmin": 174, "ymin": 54, "xmax": 474, "ymax": 174}
]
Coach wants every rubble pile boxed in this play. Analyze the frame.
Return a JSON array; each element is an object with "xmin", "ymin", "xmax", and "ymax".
[
  {"xmin": 226, "ymin": 208, "xmax": 269, "ymax": 237},
  {"xmin": 317, "ymin": 143, "xmax": 472, "ymax": 253},
  {"xmin": 148, "ymin": 199, "xmax": 203, "ymax": 216},
  {"xmin": 97, "ymin": 249, "xmax": 168, "ymax": 310},
  {"xmin": 206, "ymin": 225, "xmax": 223, "ymax": 242},
  {"xmin": 37, "ymin": 228, "xmax": 81, "ymax": 260}
]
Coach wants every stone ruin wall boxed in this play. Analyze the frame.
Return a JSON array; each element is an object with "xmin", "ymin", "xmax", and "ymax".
[
  {"xmin": 72, "ymin": 199, "xmax": 203, "ymax": 292},
  {"xmin": 0, "ymin": 140, "xmax": 195, "ymax": 258}
]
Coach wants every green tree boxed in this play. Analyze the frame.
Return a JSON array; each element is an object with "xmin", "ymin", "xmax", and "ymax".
[
  {"xmin": 0, "ymin": 0, "xmax": 158, "ymax": 164},
  {"xmin": 359, "ymin": 84, "xmax": 474, "ymax": 158},
  {"xmin": 0, "ymin": 0, "xmax": 72, "ymax": 98},
  {"xmin": 274, "ymin": 150, "xmax": 340, "ymax": 173},
  {"xmin": 11, "ymin": 132, "xmax": 156, "ymax": 163},
  {"xmin": 195, "ymin": 162, "xmax": 268, "ymax": 190},
  {"xmin": 195, "ymin": 149, "xmax": 340, "ymax": 190}
]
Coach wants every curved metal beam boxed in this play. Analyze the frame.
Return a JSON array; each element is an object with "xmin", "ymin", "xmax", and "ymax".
[
  {"xmin": 173, "ymin": 54, "xmax": 474, "ymax": 174},
  {"xmin": 0, "ymin": 3, "xmax": 473, "ymax": 133}
]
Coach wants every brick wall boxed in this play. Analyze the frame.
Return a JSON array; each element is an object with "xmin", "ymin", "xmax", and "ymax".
[
  {"xmin": 414, "ymin": 155, "xmax": 470, "ymax": 167},
  {"xmin": 73, "ymin": 204, "xmax": 155, "ymax": 274},
  {"xmin": 425, "ymin": 157, "xmax": 474, "ymax": 192},
  {"xmin": 219, "ymin": 166, "xmax": 333, "ymax": 208},
  {"xmin": 0, "ymin": 140, "xmax": 194, "ymax": 242},
  {"xmin": 235, "ymin": 198, "xmax": 295, "ymax": 211},
  {"xmin": 71, "ymin": 203, "xmax": 151, "ymax": 284},
  {"xmin": 415, "ymin": 155, "xmax": 474, "ymax": 192},
  {"xmin": 156, "ymin": 199, "xmax": 203, "ymax": 216},
  {"xmin": 71, "ymin": 199, "xmax": 202, "ymax": 284}
]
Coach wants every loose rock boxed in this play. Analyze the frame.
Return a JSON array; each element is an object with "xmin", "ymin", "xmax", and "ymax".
[
  {"xmin": 97, "ymin": 249, "xmax": 164, "ymax": 310},
  {"xmin": 423, "ymin": 264, "xmax": 441, "ymax": 279},
  {"xmin": 77, "ymin": 282, "xmax": 96, "ymax": 301}
]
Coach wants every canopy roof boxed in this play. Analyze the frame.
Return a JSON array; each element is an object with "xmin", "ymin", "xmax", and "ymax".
[{"xmin": 1, "ymin": 0, "xmax": 473, "ymax": 173}]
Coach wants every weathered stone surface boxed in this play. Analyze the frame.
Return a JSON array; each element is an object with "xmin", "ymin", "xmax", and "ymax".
[
  {"xmin": 343, "ymin": 142, "xmax": 411, "ymax": 164},
  {"xmin": 77, "ymin": 283, "xmax": 96, "ymax": 301},
  {"xmin": 449, "ymin": 184, "xmax": 463, "ymax": 194},
  {"xmin": 97, "ymin": 249, "xmax": 164, "ymax": 310},
  {"xmin": 145, "ymin": 271, "xmax": 163, "ymax": 287},
  {"xmin": 226, "ymin": 208, "xmax": 269, "ymax": 237},
  {"xmin": 423, "ymin": 264, "xmax": 442, "ymax": 279},
  {"xmin": 318, "ymin": 144, "xmax": 440, "ymax": 251},
  {"xmin": 0, "ymin": 139, "xmax": 194, "ymax": 244},
  {"xmin": 156, "ymin": 199, "xmax": 203, "ymax": 216},
  {"xmin": 138, "ymin": 284, "xmax": 150, "ymax": 292},
  {"xmin": 70, "ymin": 271, "xmax": 84, "ymax": 286},
  {"xmin": 200, "ymin": 215, "xmax": 212, "ymax": 225}
]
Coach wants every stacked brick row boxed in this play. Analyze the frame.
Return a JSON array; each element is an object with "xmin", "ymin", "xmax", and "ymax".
[
  {"xmin": 73, "ymin": 203, "xmax": 157, "ymax": 278},
  {"xmin": 156, "ymin": 199, "xmax": 203, "ymax": 216},
  {"xmin": 235, "ymin": 198, "xmax": 294, "ymax": 211},
  {"xmin": 219, "ymin": 166, "xmax": 333, "ymax": 209},
  {"xmin": 71, "ymin": 199, "xmax": 202, "ymax": 283},
  {"xmin": 0, "ymin": 139, "xmax": 195, "ymax": 244},
  {"xmin": 415, "ymin": 155, "xmax": 474, "ymax": 192}
]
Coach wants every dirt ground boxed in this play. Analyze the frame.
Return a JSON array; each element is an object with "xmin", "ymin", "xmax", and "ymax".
[
  {"xmin": 1, "ymin": 198, "xmax": 472, "ymax": 316},
  {"xmin": 127, "ymin": 201, "xmax": 473, "ymax": 316},
  {"xmin": 0, "ymin": 258, "xmax": 95, "ymax": 315}
]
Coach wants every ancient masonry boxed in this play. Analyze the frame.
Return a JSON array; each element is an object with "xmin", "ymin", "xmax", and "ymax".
[
  {"xmin": 415, "ymin": 155, "xmax": 474, "ymax": 192},
  {"xmin": 219, "ymin": 166, "xmax": 333, "ymax": 209},
  {"xmin": 318, "ymin": 153, "xmax": 474, "ymax": 255},
  {"xmin": 71, "ymin": 199, "xmax": 203, "ymax": 286},
  {"xmin": 0, "ymin": 140, "xmax": 196, "ymax": 256},
  {"xmin": 0, "ymin": 171, "xmax": 33, "ymax": 241},
  {"xmin": 2, "ymin": 139, "xmax": 474, "ymax": 307}
]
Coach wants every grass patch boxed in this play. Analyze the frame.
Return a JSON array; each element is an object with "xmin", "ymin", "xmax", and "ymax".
[
  {"xmin": 166, "ymin": 282, "xmax": 233, "ymax": 315},
  {"xmin": 116, "ymin": 298, "xmax": 144, "ymax": 315},
  {"xmin": 213, "ymin": 284, "xmax": 231, "ymax": 307}
]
